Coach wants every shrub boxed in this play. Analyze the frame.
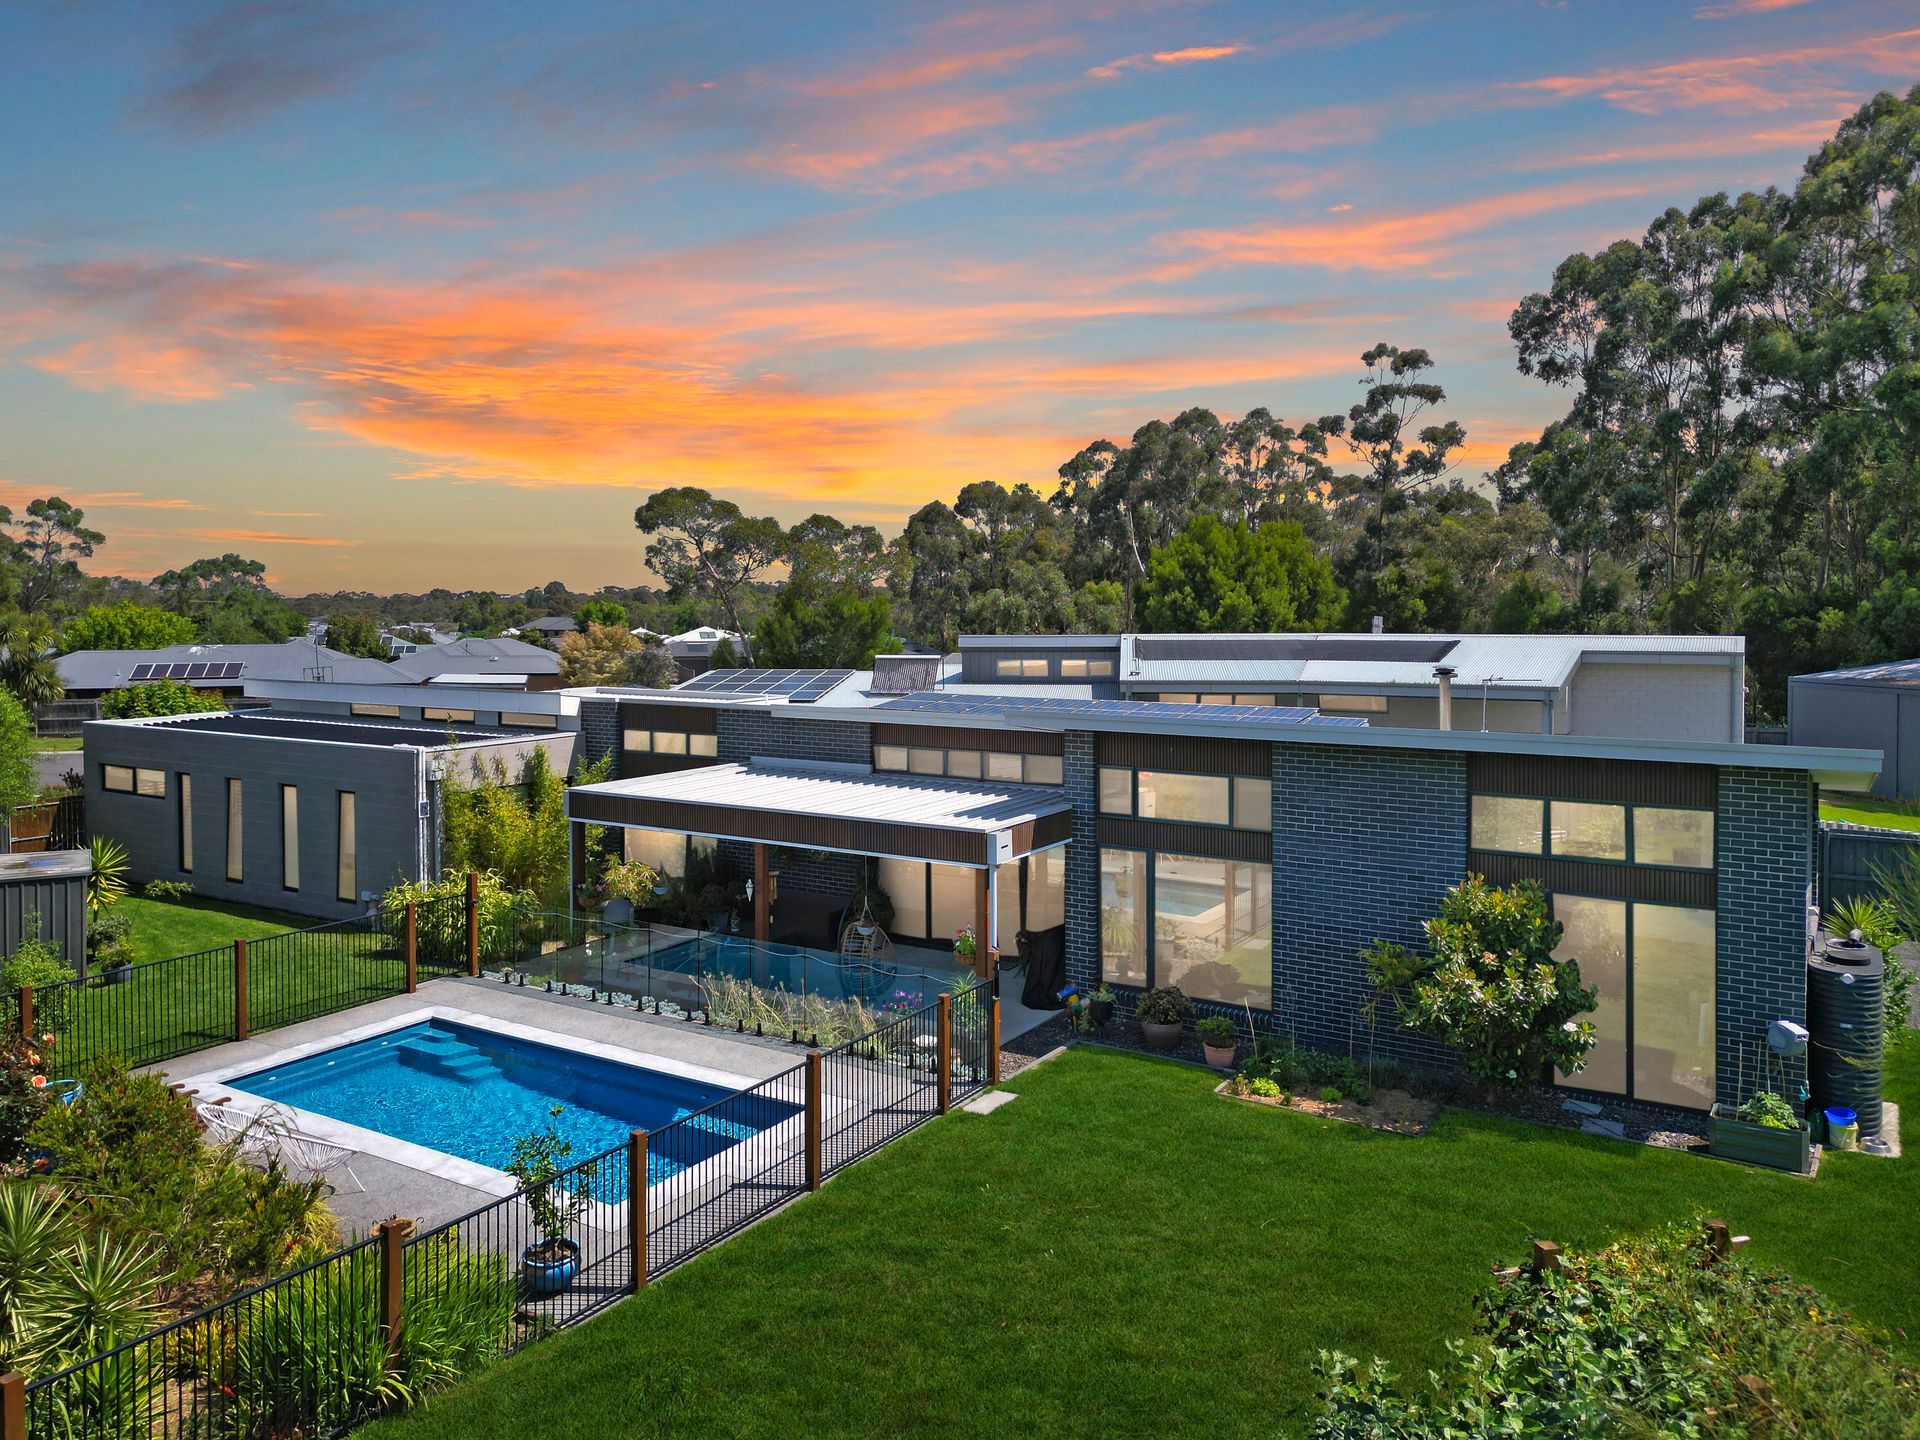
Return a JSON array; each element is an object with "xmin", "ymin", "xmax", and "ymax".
[
  {"xmin": 100, "ymin": 679, "xmax": 225, "ymax": 719},
  {"xmin": 1194, "ymin": 1015, "xmax": 1236, "ymax": 1048},
  {"xmin": 1402, "ymin": 876, "xmax": 1597, "ymax": 1092},
  {"xmin": 594, "ymin": 859, "xmax": 661, "ymax": 912},
  {"xmin": 1242, "ymin": 1038, "xmax": 1375, "ymax": 1105},
  {"xmin": 85, "ymin": 906, "xmax": 136, "ymax": 970},
  {"xmin": 142, "ymin": 878, "xmax": 193, "ymax": 901},
  {"xmin": 86, "ymin": 836, "xmax": 129, "ymax": 919},
  {"xmin": 1135, "ymin": 986, "xmax": 1193, "ymax": 1026},
  {"xmin": 27, "ymin": 1061, "xmax": 329, "ymax": 1288},
  {"xmin": 1313, "ymin": 1223, "xmax": 1920, "ymax": 1439},
  {"xmin": 381, "ymin": 870, "xmax": 517, "ymax": 967},
  {"xmin": 3, "ymin": 925, "xmax": 73, "ymax": 1038},
  {"xmin": 1247, "ymin": 1077, "xmax": 1282, "ymax": 1099},
  {"xmin": 0, "ymin": 1036, "xmax": 51, "ymax": 1164}
]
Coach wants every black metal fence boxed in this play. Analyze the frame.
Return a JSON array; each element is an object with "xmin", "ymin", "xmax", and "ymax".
[
  {"xmin": 20, "ymin": 896, "xmax": 471, "ymax": 1077},
  {"xmin": 8, "ymin": 981, "xmax": 1001, "ymax": 1440},
  {"xmin": 1817, "ymin": 820, "xmax": 1920, "ymax": 913}
]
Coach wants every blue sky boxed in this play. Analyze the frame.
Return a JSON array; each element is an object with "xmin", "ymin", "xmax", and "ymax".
[{"xmin": 1, "ymin": 0, "xmax": 1915, "ymax": 591}]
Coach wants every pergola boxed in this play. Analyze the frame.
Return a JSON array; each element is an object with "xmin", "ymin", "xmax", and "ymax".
[{"xmin": 565, "ymin": 760, "xmax": 1073, "ymax": 975}]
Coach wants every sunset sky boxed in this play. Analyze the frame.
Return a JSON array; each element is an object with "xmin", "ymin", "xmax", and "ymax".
[{"xmin": 2, "ymin": 1, "xmax": 1915, "ymax": 593}]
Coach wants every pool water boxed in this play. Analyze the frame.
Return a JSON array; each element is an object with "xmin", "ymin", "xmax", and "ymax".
[{"xmin": 231, "ymin": 1020, "xmax": 795, "ymax": 1195}]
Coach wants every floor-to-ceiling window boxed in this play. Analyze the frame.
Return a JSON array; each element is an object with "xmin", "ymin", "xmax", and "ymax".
[
  {"xmin": 877, "ymin": 851, "xmax": 1067, "ymax": 951},
  {"xmin": 622, "ymin": 828, "xmax": 715, "ymax": 880}
]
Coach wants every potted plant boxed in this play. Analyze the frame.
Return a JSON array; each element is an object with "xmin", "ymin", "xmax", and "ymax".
[
  {"xmin": 1195, "ymin": 1015, "xmax": 1237, "ymax": 1067},
  {"xmin": 953, "ymin": 925, "xmax": 977, "ymax": 962},
  {"xmin": 1089, "ymin": 983, "xmax": 1116, "ymax": 1027},
  {"xmin": 1708, "ymin": 1090, "xmax": 1810, "ymax": 1173},
  {"xmin": 506, "ymin": 1106, "xmax": 596, "ymax": 1295},
  {"xmin": 86, "ymin": 908, "xmax": 136, "ymax": 985},
  {"xmin": 1135, "ymin": 985, "xmax": 1192, "ymax": 1050}
]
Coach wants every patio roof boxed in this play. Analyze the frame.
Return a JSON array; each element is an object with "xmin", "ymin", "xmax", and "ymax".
[{"xmin": 566, "ymin": 761, "xmax": 1073, "ymax": 867}]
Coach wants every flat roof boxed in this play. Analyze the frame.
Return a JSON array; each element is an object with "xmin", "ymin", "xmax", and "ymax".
[
  {"xmin": 1794, "ymin": 658, "xmax": 1920, "ymax": 686},
  {"xmin": 91, "ymin": 712, "xmax": 505, "ymax": 750},
  {"xmin": 568, "ymin": 762, "xmax": 1073, "ymax": 867}
]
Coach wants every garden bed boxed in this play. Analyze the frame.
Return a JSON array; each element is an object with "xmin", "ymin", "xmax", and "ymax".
[{"xmin": 1216, "ymin": 1078, "xmax": 1437, "ymax": 1135}]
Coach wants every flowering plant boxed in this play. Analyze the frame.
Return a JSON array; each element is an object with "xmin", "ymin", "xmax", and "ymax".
[{"xmin": 953, "ymin": 926, "xmax": 977, "ymax": 959}]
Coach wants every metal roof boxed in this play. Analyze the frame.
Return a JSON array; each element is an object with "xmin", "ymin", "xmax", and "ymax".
[
  {"xmin": 385, "ymin": 637, "xmax": 560, "ymax": 681},
  {"xmin": 569, "ymin": 762, "xmax": 1071, "ymax": 836},
  {"xmin": 876, "ymin": 692, "xmax": 1367, "ymax": 728},
  {"xmin": 58, "ymin": 642, "xmax": 397, "ymax": 692},
  {"xmin": 1794, "ymin": 658, "xmax": 1920, "ymax": 686},
  {"xmin": 93, "ymin": 712, "xmax": 502, "ymax": 749}
]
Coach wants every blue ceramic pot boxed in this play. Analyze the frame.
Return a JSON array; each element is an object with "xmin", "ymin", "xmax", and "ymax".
[{"xmin": 521, "ymin": 1239, "xmax": 580, "ymax": 1295}]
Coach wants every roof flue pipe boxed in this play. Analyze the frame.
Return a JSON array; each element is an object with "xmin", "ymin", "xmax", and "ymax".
[{"xmin": 1433, "ymin": 665, "xmax": 1456, "ymax": 731}]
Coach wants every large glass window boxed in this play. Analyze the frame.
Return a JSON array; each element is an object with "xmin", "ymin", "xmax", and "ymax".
[
  {"xmin": 1470, "ymin": 795, "xmax": 1544, "ymax": 853},
  {"xmin": 623, "ymin": 828, "xmax": 711, "ymax": 881},
  {"xmin": 1553, "ymin": 896, "xmax": 1628, "ymax": 1095},
  {"xmin": 995, "ymin": 860, "xmax": 1021, "ymax": 953},
  {"xmin": 1136, "ymin": 772, "xmax": 1230, "ymax": 825},
  {"xmin": 226, "ymin": 779, "xmax": 243, "ymax": 882},
  {"xmin": 1024, "ymin": 754, "xmax": 1064, "ymax": 785},
  {"xmin": 1099, "ymin": 849, "xmax": 1148, "ymax": 987},
  {"xmin": 877, "ymin": 857, "xmax": 927, "ymax": 937},
  {"xmin": 1027, "ymin": 848, "xmax": 1066, "ymax": 932},
  {"xmin": 1632, "ymin": 904, "xmax": 1716, "ymax": 1109},
  {"xmin": 1232, "ymin": 777, "xmax": 1271, "ymax": 831},
  {"xmin": 281, "ymin": 785, "xmax": 299, "ymax": 891},
  {"xmin": 103, "ymin": 765, "xmax": 162, "ymax": 796},
  {"xmin": 654, "ymin": 731, "xmax": 688, "ymax": 756},
  {"xmin": 1633, "ymin": 808, "xmax": 1714, "ymax": 869},
  {"xmin": 994, "ymin": 657, "xmax": 1049, "ymax": 678},
  {"xmin": 929, "ymin": 864, "xmax": 974, "ymax": 942},
  {"xmin": 1153, "ymin": 853, "xmax": 1272, "ymax": 1009},
  {"xmin": 336, "ymin": 792, "xmax": 357, "ymax": 902},
  {"xmin": 1550, "ymin": 801, "xmax": 1626, "ymax": 860}
]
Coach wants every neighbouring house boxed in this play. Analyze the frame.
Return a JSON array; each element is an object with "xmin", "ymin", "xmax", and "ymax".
[
  {"xmin": 517, "ymin": 615, "xmax": 577, "ymax": 644},
  {"xmin": 84, "ymin": 711, "xmax": 575, "ymax": 920},
  {"xmin": 384, "ymin": 636, "xmax": 563, "ymax": 691},
  {"xmin": 239, "ymin": 678, "xmax": 577, "ymax": 736},
  {"xmin": 564, "ymin": 638, "xmax": 1878, "ymax": 1117},
  {"xmin": 56, "ymin": 641, "xmax": 400, "ymax": 712},
  {"xmin": 664, "ymin": 626, "xmax": 746, "ymax": 679},
  {"xmin": 1788, "ymin": 658, "xmax": 1920, "ymax": 801}
]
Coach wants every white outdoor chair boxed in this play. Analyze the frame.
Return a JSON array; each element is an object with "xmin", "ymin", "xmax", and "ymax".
[{"xmin": 197, "ymin": 1100, "xmax": 365, "ymax": 1195}]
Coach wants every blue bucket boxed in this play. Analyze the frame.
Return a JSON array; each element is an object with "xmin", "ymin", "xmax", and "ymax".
[{"xmin": 1824, "ymin": 1107, "xmax": 1859, "ymax": 1151}]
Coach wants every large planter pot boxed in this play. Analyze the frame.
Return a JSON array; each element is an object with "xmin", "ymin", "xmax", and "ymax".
[
  {"xmin": 101, "ymin": 964, "xmax": 132, "ymax": 987},
  {"xmin": 1202, "ymin": 1043, "xmax": 1236, "ymax": 1069},
  {"xmin": 1709, "ymin": 1105, "xmax": 1810, "ymax": 1173},
  {"xmin": 1139, "ymin": 1020, "xmax": 1184, "ymax": 1051},
  {"xmin": 520, "ymin": 1238, "xmax": 581, "ymax": 1296},
  {"xmin": 1089, "ymin": 997, "xmax": 1115, "ymax": 1026}
]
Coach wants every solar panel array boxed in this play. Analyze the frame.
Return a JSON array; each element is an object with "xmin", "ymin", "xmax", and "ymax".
[
  {"xmin": 874, "ymin": 692, "xmax": 1370, "ymax": 728},
  {"xmin": 673, "ymin": 668, "xmax": 854, "ymax": 704},
  {"xmin": 127, "ymin": 661, "xmax": 245, "ymax": 682}
]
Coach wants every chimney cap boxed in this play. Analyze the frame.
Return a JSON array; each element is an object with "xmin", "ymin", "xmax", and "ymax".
[{"xmin": 1432, "ymin": 664, "xmax": 1456, "ymax": 679}]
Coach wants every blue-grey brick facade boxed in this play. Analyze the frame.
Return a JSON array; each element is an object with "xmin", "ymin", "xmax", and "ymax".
[
  {"xmin": 1714, "ymin": 766, "xmax": 1814, "ymax": 1111},
  {"xmin": 577, "ymin": 696, "xmax": 620, "ymax": 771},
  {"xmin": 1269, "ymin": 744, "xmax": 1466, "ymax": 1068},
  {"xmin": 1063, "ymin": 730, "xmax": 1100, "ymax": 993}
]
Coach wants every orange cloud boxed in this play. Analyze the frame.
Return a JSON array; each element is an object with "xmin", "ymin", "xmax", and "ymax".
[
  {"xmin": 1510, "ymin": 116, "xmax": 1848, "ymax": 170},
  {"xmin": 1695, "ymin": 0, "xmax": 1816, "ymax": 18},
  {"xmin": 1088, "ymin": 44, "xmax": 1249, "ymax": 79},
  {"xmin": 1509, "ymin": 28, "xmax": 1920, "ymax": 115},
  {"xmin": 183, "ymin": 528, "xmax": 358, "ymax": 548},
  {"xmin": 1158, "ymin": 180, "xmax": 1657, "ymax": 275}
]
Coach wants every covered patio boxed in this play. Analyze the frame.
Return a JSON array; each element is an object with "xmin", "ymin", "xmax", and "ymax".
[{"xmin": 565, "ymin": 759, "xmax": 1075, "ymax": 984}]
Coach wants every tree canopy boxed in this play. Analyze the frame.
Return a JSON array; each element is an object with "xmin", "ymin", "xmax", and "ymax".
[
  {"xmin": 61, "ymin": 602, "xmax": 196, "ymax": 653},
  {"xmin": 1135, "ymin": 517, "xmax": 1345, "ymax": 634}
]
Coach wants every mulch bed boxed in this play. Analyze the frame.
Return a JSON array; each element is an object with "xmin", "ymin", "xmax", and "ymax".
[
  {"xmin": 996, "ymin": 1012, "xmax": 1710, "ymax": 1153},
  {"xmin": 1217, "ymin": 1080, "xmax": 1438, "ymax": 1135}
]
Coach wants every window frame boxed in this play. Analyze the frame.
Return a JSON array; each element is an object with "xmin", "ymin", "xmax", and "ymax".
[
  {"xmin": 179, "ymin": 772, "xmax": 193, "ymax": 873},
  {"xmin": 225, "ymin": 778, "xmax": 244, "ymax": 883},
  {"xmin": 280, "ymin": 784, "xmax": 300, "ymax": 892},
  {"xmin": 1095, "ymin": 766, "xmax": 1272, "ymax": 831},
  {"xmin": 336, "ymin": 791, "xmax": 357, "ymax": 903},
  {"xmin": 1469, "ymin": 791, "xmax": 1715, "ymax": 873},
  {"xmin": 1097, "ymin": 844, "xmax": 1272, "ymax": 1009}
]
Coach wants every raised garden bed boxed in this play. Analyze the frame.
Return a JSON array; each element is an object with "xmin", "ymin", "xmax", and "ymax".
[
  {"xmin": 1709, "ymin": 1104, "xmax": 1812, "ymax": 1174},
  {"xmin": 1216, "ymin": 1078, "xmax": 1438, "ymax": 1135}
]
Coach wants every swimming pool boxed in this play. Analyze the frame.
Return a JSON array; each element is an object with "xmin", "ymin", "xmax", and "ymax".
[{"xmin": 228, "ymin": 1018, "xmax": 798, "ymax": 1197}]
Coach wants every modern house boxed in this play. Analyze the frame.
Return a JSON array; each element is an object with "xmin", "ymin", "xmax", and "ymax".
[
  {"xmin": 563, "ymin": 644, "xmax": 1877, "ymax": 1117},
  {"xmin": 382, "ymin": 637, "xmax": 563, "ymax": 690},
  {"xmin": 952, "ymin": 632, "xmax": 1747, "ymax": 740},
  {"xmin": 664, "ymin": 626, "xmax": 745, "ymax": 679},
  {"xmin": 1788, "ymin": 658, "xmax": 1920, "ymax": 800},
  {"xmin": 85, "ymin": 712, "xmax": 575, "ymax": 920}
]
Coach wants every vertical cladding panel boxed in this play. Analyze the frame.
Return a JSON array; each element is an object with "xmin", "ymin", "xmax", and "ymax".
[
  {"xmin": 1714, "ymin": 767, "xmax": 1813, "ymax": 1112},
  {"xmin": 1063, "ymin": 730, "xmax": 1099, "ymax": 993},
  {"xmin": 1272, "ymin": 744, "xmax": 1466, "ymax": 1069}
]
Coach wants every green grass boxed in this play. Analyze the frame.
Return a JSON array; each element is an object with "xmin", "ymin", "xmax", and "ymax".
[
  {"xmin": 50, "ymin": 895, "xmax": 410, "ymax": 1068},
  {"xmin": 31, "ymin": 736, "xmax": 82, "ymax": 752},
  {"xmin": 368, "ymin": 1040, "xmax": 1920, "ymax": 1440},
  {"xmin": 1821, "ymin": 793, "xmax": 1920, "ymax": 832}
]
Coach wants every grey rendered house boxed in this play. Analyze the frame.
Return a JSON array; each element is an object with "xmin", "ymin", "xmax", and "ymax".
[
  {"xmin": 563, "ymin": 637, "xmax": 1876, "ymax": 1115},
  {"xmin": 85, "ymin": 712, "xmax": 575, "ymax": 920}
]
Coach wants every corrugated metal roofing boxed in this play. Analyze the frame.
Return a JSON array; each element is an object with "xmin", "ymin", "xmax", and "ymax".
[
  {"xmin": 1795, "ymin": 658, "xmax": 1920, "ymax": 685},
  {"xmin": 570, "ymin": 762, "xmax": 1072, "ymax": 833}
]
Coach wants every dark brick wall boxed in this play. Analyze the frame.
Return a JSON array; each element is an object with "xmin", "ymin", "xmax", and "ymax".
[
  {"xmin": 712, "ymin": 708, "xmax": 874, "ymax": 913},
  {"xmin": 1715, "ymin": 767, "xmax": 1813, "ymax": 1111},
  {"xmin": 578, "ymin": 696, "xmax": 620, "ymax": 771},
  {"xmin": 1063, "ymin": 730, "xmax": 1099, "ymax": 991},
  {"xmin": 1270, "ymin": 743, "xmax": 1467, "ymax": 1068}
]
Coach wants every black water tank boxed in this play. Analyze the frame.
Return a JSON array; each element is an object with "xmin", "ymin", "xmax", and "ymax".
[{"xmin": 1807, "ymin": 933, "xmax": 1886, "ymax": 1137}]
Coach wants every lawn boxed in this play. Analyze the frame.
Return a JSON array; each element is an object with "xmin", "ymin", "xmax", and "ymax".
[
  {"xmin": 1821, "ymin": 793, "xmax": 1920, "ymax": 833},
  {"xmin": 369, "ymin": 1039, "xmax": 1920, "ymax": 1440},
  {"xmin": 51, "ymin": 895, "xmax": 414, "ymax": 1069},
  {"xmin": 31, "ymin": 737, "xmax": 82, "ymax": 752}
]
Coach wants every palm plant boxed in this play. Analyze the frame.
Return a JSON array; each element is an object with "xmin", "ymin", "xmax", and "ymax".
[
  {"xmin": 87, "ymin": 836, "xmax": 128, "ymax": 919},
  {"xmin": 0, "ymin": 614, "xmax": 63, "ymax": 709}
]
